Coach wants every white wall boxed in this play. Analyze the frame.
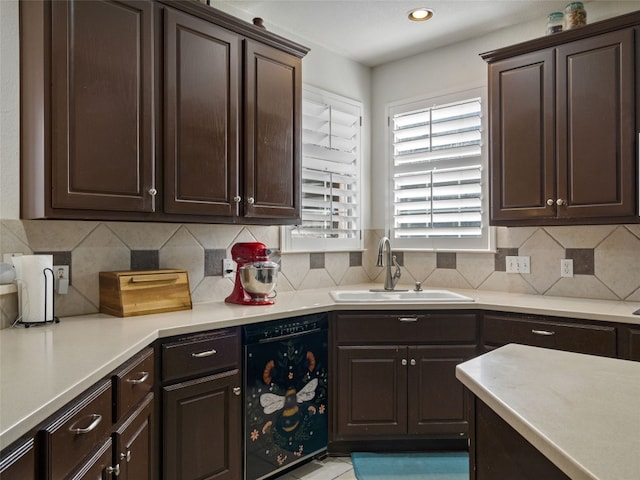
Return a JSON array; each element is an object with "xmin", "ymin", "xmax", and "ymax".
[
  {"xmin": 205, "ymin": 4, "xmax": 375, "ymax": 230},
  {"xmin": 0, "ymin": 0, "xmax": 20, "ymax": 220},
  {"xmin": 369, "ymin": 2, "xmax": 640, "ymax": 229}
]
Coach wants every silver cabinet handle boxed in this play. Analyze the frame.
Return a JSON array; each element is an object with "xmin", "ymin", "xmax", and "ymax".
[
  {"xmin": 120, "ymin": 449, "xmax": 132, "ymax": 462},
  {"xmin": 106, "ymin": 464, "xmax": 120, "ymax": 477},
  {"xmin": 532, "ymin": 329, "xmax": 556, "ymax": 336},
  {"xmin": 148, "ymin": 188, "xmax": 157, "ymax": 196},
  {"xmin": 410, "ymin": 359, "xmax": 416, "ymax": 366},
  {"xmin": 69, "ymin": 414, "xmax": 102, "ymax": 435},
  {"xmin": 233, "ymin": 387, "xmax": 241, "ymax": 396},
  {"xmin": 233, "ymin": 196, "xmax": 241, "ymax": 203},
  {"xmin": 247, "ymin": 197, "xmax": 255, "ymax": 205},
  {"xmin": 401, "ymin": 359, "xmax": 408, "ymax": 366},
  {"xmin": 399, "ymin": 317, "xmax": 418, "ymax": 322},
  {"xmin": 546, "ymin": 199, "xmax": 554, "ymax": 206},
  {"xmin": 192, "ymin": 349, "xmax": 217, "ymax": 358},
  {"xmin": 556, "ymin": 199, "xmax": 564, "ymax": 206},
  {"xmin": 126, "ymin": 371, "xmax": 149, "ymax": 385}
]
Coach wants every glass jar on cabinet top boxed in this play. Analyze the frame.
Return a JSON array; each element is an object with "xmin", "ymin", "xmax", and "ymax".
[
  {"xmin": 546, "ymin": 11, "xmax": 564, "ymax": 35},
  {"xmin": 564, "ymin": 2, "xmax": 586, "ymax": 29}
]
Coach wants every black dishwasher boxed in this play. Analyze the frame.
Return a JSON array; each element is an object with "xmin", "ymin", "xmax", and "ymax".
[{"xmin": 243, "ymin": 313, "xmax": 328, "ymax": 480}]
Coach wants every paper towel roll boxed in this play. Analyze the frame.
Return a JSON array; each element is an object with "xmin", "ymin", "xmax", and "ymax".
[{"xmin": 16, "ymin": 255, "xmax": 54, "ymax": 323}]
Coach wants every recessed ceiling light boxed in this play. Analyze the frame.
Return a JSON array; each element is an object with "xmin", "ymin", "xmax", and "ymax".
[{"xmin": 408, "ymin": 7, "xmax": 434, "ymax": 22}]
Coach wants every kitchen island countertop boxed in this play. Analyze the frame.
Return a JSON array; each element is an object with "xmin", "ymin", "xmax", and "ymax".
[
  {"xmin": 1, "ymin": 284, "xmax": 640, "ymax": 450},
  {"xmin": 456, "ymin": 344, "xmax": 640, "ymax": 480}
]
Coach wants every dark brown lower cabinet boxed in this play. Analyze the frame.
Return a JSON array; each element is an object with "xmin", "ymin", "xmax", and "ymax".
[
  {"xmin": 0, "ymin": 438, "xmax": 36, "ymax": 480},
  {"xmin": 162, "ymin": 370, "xmax": 241, "ymax": 480},
  {"xmin": 40, "ymin": 379, "xmax": 114, "ymax": 479},
  {"xmin": 330, "ymin": 311, "xmax": 478, "ymax": 453},
  {"xmin": 335, "ymin": 345, "xmax": 474, "ymax": 439},
  {"xmin": 67, "ymin": 438, "xmax": 114, "ymax": 480},
  {"xmin": 619, "ymin": 326, "xmax": 640, "ymax": 361},
  {"xmin": 113, "ymin": 393, "xmax": 155, "ymax": 480},
  {"xmin": 482, "ymin": 313, "xmax": 617, "ymax": 357},
  {"xmin": 473, "ymin": 398, "xmax": 569, "ymax": 480}
]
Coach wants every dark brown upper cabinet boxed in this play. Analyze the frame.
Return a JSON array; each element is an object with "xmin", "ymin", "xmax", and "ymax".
[
  {"xmin": 20, "ymin": 0, "xmax": 308, "ymax": 224},
  {"xmin": 483, "ymin": 11, "xmax": 640, "ymax": 226},
  {"xmin": 163, "ymin": 8, "xmax": 240, "ymax": 218},
  {"xmin": 22, "ymin": 0, "xmax": 156, "ymax": 217},
  {"xmin": 243, "ymin": 40, "xmax": 302, "ymax": 220}
]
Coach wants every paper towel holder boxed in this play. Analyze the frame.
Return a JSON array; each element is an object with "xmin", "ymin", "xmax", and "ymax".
[{"xmin": 16, "ymin": 267, "xmax": 60, "ymax": 328}]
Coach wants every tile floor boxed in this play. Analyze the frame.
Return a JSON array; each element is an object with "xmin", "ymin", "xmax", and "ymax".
[{"xmin": 276, "ymin": 456, "xmax": 357, "ymax": 480}]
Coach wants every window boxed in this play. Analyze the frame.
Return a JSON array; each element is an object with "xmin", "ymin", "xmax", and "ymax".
[
  {"xmin": 282, "ymin": 86, "xmax": 362, "ymax": 252},
  {"xmin": 387, "ymin": 88, "xmax": 493, "ymax": 251}
]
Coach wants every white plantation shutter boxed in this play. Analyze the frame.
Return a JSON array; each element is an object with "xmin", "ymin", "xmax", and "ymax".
[
  {"xmin": 282, "ymin": 86, "xmax": 362, "ymax": 252},
  {"xmin": 389, "ymin": 90, "xmax": 493, "ymax": 251}
]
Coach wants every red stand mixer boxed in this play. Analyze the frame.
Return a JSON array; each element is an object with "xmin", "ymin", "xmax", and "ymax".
[{"xmin": 225, "ymin": 242, "xmax": 279, "ymax": 305}]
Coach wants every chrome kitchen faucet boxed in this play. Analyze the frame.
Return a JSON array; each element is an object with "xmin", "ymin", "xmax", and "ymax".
[{"xmin": 375, "ymin": 236, "xmax": 402, "ymax": 291}]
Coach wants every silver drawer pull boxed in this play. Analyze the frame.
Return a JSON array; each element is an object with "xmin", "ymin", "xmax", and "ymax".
[
  {"xmin": 69, "ymin": 413, "xmax": 102, "ymax": 435},
  {"xmin": 410, "ymin": 359, "xmax": 416, "ymax": 366},
  {"xmin": 192, "ymin": 349, "xmax": 217, "ymax": 358},
  {"xmin": 531, "ymin": 329, "xmax": 556, "ymax": 336},
  {"xmin": 106, "ymin": 464, "xmax": 120, "ymax": 477},
  {"xmin": 399, "ymin": 317, "xmax": 418, "ymax": 322},
  {"xmin": 126, "ymin": 371, "xmax": 149, "ymax": 385},
  {"xmin": 233, "ymin": 387, "xmax": 241, "ymax": 396},
  {"xmin": 401, "ymin": 359, "xmax": 408, "ymax": 366}
]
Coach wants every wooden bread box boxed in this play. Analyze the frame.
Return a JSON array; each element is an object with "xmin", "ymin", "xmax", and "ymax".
[{"xmin": 99, "ymin": 269, "xmax": 192, "ymax": 317}]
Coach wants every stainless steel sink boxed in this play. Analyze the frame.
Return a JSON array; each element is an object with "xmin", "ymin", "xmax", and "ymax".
[{"xmin": 329, "ymin": 289, "xmax": 476, "ymax": 303}]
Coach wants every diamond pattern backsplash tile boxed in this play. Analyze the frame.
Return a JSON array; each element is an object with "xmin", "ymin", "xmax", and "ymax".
[{"xmin": 2, "ymin": 220, "xmax": 640, "ymax": 323}]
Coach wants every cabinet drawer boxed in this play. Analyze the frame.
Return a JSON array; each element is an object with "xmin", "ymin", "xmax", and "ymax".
[
  {"xmin": 113, "ymin": 347, "xmax": 154, "ymax": 422},
  {"xmin": 40, "ymin": 379, "xmax": 112, "ymax": 480},
  {"xmin": 333, "ymin": 312, "xmax": 477, "ymax": 344},
  {"xmin": 0, "ymin": 438, "xmax": 35, "ymax": 480},
  {"xmin": 161, "ymin": 328, "xmax": 240, "ymax": 383},
  {"xmin": 483, "ymin": 314, "xmax": 617, "ymax": 357}
]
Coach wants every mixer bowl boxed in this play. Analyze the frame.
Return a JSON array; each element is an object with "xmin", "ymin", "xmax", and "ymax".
[{"xmin": 239, "ymin": 262, "xmax": 278, "ymax": 300}]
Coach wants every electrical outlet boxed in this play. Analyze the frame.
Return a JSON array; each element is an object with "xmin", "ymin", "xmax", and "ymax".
[
  {"xmin": 506, "ymin": 256, "xmax": 519, "ymax": 273},
  {"xmin": 223, "ymin": 259, "xmax": 236, "ymax": 279},
  {"xmin": 561, "ymin": 259, "xmax": 574, "ymax": 278},
  {"xmin": 54, "ymin": 265, "xmax": 70, "ymax": 294},
  {"xmin": 519, "ymin": 256, "xmax": 530, "ymax": 274}
]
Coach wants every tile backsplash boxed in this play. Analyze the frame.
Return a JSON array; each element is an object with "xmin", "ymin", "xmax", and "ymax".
[{"xmin": 1, "ymin": 220, "xmax": 640, "ymax": 328}]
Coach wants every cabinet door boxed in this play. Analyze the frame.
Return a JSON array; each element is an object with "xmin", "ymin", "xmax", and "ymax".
[
  {"xmin": 113, "ymin": 394, "xmax": 154, "ymax": 480},
  {"xmin": 50, "ymin": 0, "xmax": 155, "ymax": 212},
  {"xmin": 408, "ymin": 345, "xmax": 476, "ymax": 436},
  {"xmin": 556, "ymin": 28, "xmax": 636, "ymax": 219},
  {"xmin": 244, "ymin": 40, "xmax": 301, "ymax": 221},
  {"xmin": 334, "ymin": 346, "xmax": 407, "ymax": 438},
  {"xmin": 164, "ymin": 8, "xmax": 240, "ymax": 216},
  {"xmin": 163, "ymin": 370, "xmax": 241, "ymax": 480},
  {"xmin": 67, "ymin": 438, "xmax": 115, "ymax": 480},
  {"xmin": 489, "ymin": 49, "xmax": 556, "ymax": 223}
]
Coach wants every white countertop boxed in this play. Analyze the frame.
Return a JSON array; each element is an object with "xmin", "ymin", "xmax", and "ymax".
[
  {"xmin": 456, "ymin": 344, "xmax": 640, "ymax": 480},
  {"xmin": 1, "ymin": 284, "xmax": 639, "ymax": 450}
]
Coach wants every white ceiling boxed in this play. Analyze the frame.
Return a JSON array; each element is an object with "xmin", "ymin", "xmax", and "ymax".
[{"xmin": 215, "ymin": 0, "xmax": 574, "ymax": 66}]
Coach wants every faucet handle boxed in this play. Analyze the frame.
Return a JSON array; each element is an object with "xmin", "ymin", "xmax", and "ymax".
[{"xmin": 414, "ymin": 281, "xmax": 423, "ymax": 292}]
